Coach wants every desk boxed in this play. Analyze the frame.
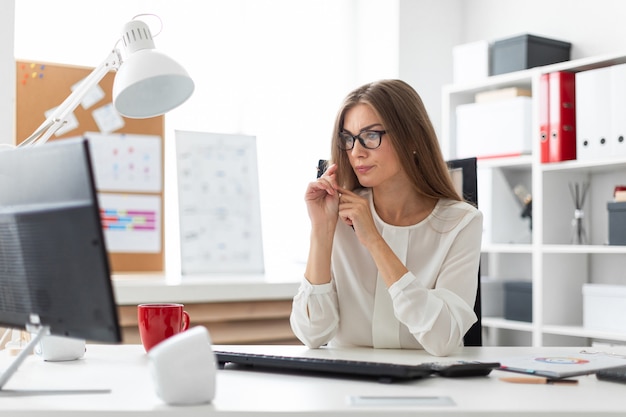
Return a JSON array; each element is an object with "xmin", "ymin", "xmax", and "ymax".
[
  {"xmin": 1, "ymin": 344, "xmax": 625, "ymax": 416},
  {"xmin": 112, "ymin": 272, "xmax": 301, "ymax": 345}
]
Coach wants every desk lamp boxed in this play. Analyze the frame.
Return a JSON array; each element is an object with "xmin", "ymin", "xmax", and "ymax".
[
  {"xmin": 0, "ymin": 15, "xmax": 194, "ymax": 391},
  {"xmin": 19, "ymin": 15, "xmax": 194, "ymax": 147}
]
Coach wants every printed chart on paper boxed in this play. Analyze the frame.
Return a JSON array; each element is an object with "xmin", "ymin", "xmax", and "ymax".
[{"xmin": 175, "ymin": 131, "xmax": 264, "ymax": 274}]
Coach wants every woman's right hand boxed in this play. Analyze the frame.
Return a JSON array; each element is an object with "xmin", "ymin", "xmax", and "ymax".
[{"xmin": 305, "ymin": 163, "xmax": 340, "ymax": 229}]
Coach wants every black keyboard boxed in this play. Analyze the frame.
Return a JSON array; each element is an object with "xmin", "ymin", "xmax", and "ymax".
[
  {"xmin": 596, "ymin": 365, "xmax": 626, "ymax": 383},
  {"xmin": 214, "ymin": 350, "xmax": 499, "ymax": 382}
]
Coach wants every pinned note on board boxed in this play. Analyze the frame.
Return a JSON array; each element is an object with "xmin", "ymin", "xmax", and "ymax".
[
  {"xmin": 175, "ymin": 130, "xmax": 264, "ymax": 275},
  {"xmin": 84, "ymin": 131, "xmax": 162, "ymax": 193}
]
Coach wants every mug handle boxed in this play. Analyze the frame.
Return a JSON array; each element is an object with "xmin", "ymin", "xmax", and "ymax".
[{"xmin": 181, "ymin": 310, "xmax": 190, "ymax": 331}]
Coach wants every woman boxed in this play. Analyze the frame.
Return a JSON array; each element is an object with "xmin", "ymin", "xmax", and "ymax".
[{"xmin": 289, "ymin": 79, "xmax": 483, "ymax": 357}]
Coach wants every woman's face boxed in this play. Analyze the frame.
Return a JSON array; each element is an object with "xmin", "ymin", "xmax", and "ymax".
[{"xmin": 342, "ymin": 103, "xmax": 405, "ymax": 189}]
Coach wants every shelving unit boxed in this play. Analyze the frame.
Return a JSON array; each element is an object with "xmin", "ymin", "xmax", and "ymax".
[{"xmin": 442, "ymin": 51, "xmax": 626, "ymax": 347}]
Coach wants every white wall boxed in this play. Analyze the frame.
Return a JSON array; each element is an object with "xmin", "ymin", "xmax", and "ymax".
[
  {"xmin": 461, "ymin": 0, "xmax": 626, "ymax": 59},
  {"xmin": 398, "ymin": 0, "xmax": 463, "ymax": 138},
  {"xmin": 1, "ymin": 1, "xmax": 15, "ymax": 146},
  {"xmin": 399, "ymin": 0, "xmax": 626, "ymax": 142},
  {"xmin": 11, "ymin": 0, "xmax": 626, "ymax": 276},
  {"xmin": 13, "ymin": 0, "xmax": 401, "ymax": 276}
]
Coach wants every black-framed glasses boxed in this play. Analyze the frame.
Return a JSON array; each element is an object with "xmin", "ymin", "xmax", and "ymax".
[{"xmin": 338, "ymin": 129, "xmax": 386, "ymax": 150}]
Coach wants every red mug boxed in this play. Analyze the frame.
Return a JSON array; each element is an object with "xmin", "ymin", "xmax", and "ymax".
[{"xmin": 138, "ymin": 303, "xmax": 190, "ymax": 352}]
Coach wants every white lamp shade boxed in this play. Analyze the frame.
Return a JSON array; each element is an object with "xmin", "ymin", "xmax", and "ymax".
[{"xmin": 112, "ymin": 48, "xmax": 195, "ymax": 119}]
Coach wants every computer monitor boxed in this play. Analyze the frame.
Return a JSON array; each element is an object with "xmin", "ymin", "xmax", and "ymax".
[{"xmin": 0, "ymin": 138, "xmax": 121, "ymax": 344}]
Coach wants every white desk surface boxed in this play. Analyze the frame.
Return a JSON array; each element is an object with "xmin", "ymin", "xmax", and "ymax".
[
  {"xmin": 1, "ymin": 343, "xmax": 625, "ymax": 416},
  {"xmin": 112, "ymin": 270, "xmax": 301, "ymax": 305}
]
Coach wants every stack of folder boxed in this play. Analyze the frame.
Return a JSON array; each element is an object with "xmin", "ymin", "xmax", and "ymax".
[
  {"xmin": 575, "ymin": 64, "xmax": 626, "ymax": 162},
  {"xmin": 539, "ymin": 71, "xmax": 577, "ymax": 163}
]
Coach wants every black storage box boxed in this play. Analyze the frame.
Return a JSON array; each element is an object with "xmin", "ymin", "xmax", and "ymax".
[
  {"xmin": 491, "ymin": 34, "xmax": 571, "ymax": 76},
  {"xmin": 608, "ymin": 201, "xmax": 626, "ymax": 245},
  {"xmin": 504, "ymin": 281, "xmax": 532, "ymax": 322}
]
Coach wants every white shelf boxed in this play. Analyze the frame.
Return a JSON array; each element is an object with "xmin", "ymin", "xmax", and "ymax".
[
  {"xmin": 444, "ymin": 50, "xmax": 626, "ymax": 96},
  {"xmin": 443, "ymin": 51, "xmax": 626, "ymax": 347},
  {"xmin": 481, "ymin": 243, "xmax": 532, "ymax": 254},
  {"xmin": 482, "ymin": 317, "xmax": 533, "ymax": 332},
  {"xmin": 477, "ymin": 155, "xmax": 533, "ymax": 169},
  {"xmin": 541, "ymin": 158, "xmax": 626, "ymax": 173},
  {"xmin": 541, "ymin": 244, "xmax": 626, "ymax": 254},
  {"xmin": 538, "ymin": 50, "xmax": 626, "ymax": 74},
  {"xmin": 542, "ymin": 324, "xmax": 626, "ymax": 343},
  {"xmin": 482, "ymin": 244, "xmax": 626, "ymax": 254},
  {"xmin": 443, "ymin": 68, "xmax": 535, "ymax": 95}
]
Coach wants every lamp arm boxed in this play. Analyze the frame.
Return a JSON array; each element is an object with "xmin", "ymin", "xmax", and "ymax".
[{"xmin": 19, "ymin": 48, "xmax": 123, "ymax": 147}]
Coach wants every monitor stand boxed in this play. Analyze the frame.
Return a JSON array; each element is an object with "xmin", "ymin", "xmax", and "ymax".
[
  {"xmin": 0, "ymin": 325, "xmax": 49, "ymax": 389},
  {"xmin": 0, "ymin": 326, "xmax": 110, "ymax": 396}
]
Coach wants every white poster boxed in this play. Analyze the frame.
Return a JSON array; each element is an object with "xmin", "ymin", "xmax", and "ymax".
[
  {"xmin": 98, "ymin": 193, "xmax": 161, "ymax": 253},
  {"xmin": 175, "ymin": 130, "xmax": 264, "ymax": 274},
  {"xmin": 85, "ymin": 132, "xmax": 162, "ymax": 193}
]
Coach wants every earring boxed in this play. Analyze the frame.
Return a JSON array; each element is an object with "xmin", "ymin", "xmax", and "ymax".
[{"xmin": 412, "ymin": 150, "xmax": 417, "ymax": 155}]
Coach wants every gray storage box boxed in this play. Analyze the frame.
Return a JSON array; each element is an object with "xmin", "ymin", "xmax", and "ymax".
[
  {"xmin": 504, "ymin": 281, "xmax": 532, "ymax": 322},
  {"xmin": 608, "ymin": 201, "xmax": 626, "ymax": 245},
  {"xmin": 491, "ymin": 34, "xmax": 571, "ymax": 76},
  {"xmin": 481, "ymin": 277, "xmax": 504, "ymax": 317}
]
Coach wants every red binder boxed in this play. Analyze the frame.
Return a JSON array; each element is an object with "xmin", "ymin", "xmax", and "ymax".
[
  {"xmin": 548, "ymin": 71, "xmax": 577, "ymax": 162},
  {"xmin": 539, "ymin": 73, "xmax": 550, "ymax": 163}
]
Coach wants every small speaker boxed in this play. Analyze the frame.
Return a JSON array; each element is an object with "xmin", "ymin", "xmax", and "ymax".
[
  {"xmin": 147, "ymin": 326, "xmax": 216, "ymax": 405},
  {"xmin": 35, "ymin": 335, "xmax": 86, "ymax": 361}
]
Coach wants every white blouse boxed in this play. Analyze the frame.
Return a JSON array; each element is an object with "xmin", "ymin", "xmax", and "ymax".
[{"xmin": 290, "ymin": 189, "xmax": 483, "ymax": 357}]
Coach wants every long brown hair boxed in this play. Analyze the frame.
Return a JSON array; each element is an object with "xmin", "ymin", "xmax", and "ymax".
[{"xmin": 330, "ymin": 79, "xmax": 461, "ymax": 201}]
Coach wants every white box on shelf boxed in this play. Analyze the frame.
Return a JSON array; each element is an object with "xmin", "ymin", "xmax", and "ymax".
[
  {"xmin": 583, "ymin": 283, "xmax": 626, "ymax": 333},
  {"xmin": 456, "ymin": 97, "xmax": 532, "ymax": 159},
  {"xmin": 475, "ymin": 87, "xmax": 531, "ymax": 103},
  {"xmin": 453, "ymin": 40, "xmax": 490, "ymax": 84},
  {"xmin": 478, "ymin": 167, "xmax": 532, "ymax": 245}
]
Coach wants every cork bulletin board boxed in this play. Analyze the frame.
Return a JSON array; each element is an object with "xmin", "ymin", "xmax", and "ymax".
[{"xmin": 15, "ymin": 60, "xmax": 165, "ymax": 272}]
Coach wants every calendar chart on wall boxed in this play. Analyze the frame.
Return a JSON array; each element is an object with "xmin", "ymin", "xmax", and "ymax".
[{"xmin": 175, "ymin": 130, "xmax": 264, "ymax": 274}]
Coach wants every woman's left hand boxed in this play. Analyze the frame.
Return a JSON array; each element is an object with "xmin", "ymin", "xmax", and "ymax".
[{"xmin": 336, "ymin": 187, "xmax": 381, "ymax": 247}]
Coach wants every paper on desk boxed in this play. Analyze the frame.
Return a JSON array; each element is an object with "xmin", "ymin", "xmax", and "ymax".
[{"xmin": 499, "ymin": 353, "xmax": 626, "ymax": 379}]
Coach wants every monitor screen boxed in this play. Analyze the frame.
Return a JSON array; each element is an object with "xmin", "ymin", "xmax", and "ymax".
[{"xmin": 0, "ymin": 138, "xmax": 121, "ymax": 343}]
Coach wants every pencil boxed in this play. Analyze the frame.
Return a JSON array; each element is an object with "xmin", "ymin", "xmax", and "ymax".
[{"xmin": 500, "ymin": 376, "xmax": 578, "ymax": 385}]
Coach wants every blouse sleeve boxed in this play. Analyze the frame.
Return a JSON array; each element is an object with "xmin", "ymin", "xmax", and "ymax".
[
  {"xmin": 289, "ymin": 278, "xmax": 340, "ymax": 348},
  {"xmin": 389, "ymin": 210, "xmax": 483, "ymax": 356}
]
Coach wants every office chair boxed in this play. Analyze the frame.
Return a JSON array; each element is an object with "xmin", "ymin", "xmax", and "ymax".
[
  {"xmin": 316, "ymin": 157, "xmax": 482, "ymax": 347},
  {"xmin": 447, "ymin": 157, "xmax": 482, "ymax": 347}
]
